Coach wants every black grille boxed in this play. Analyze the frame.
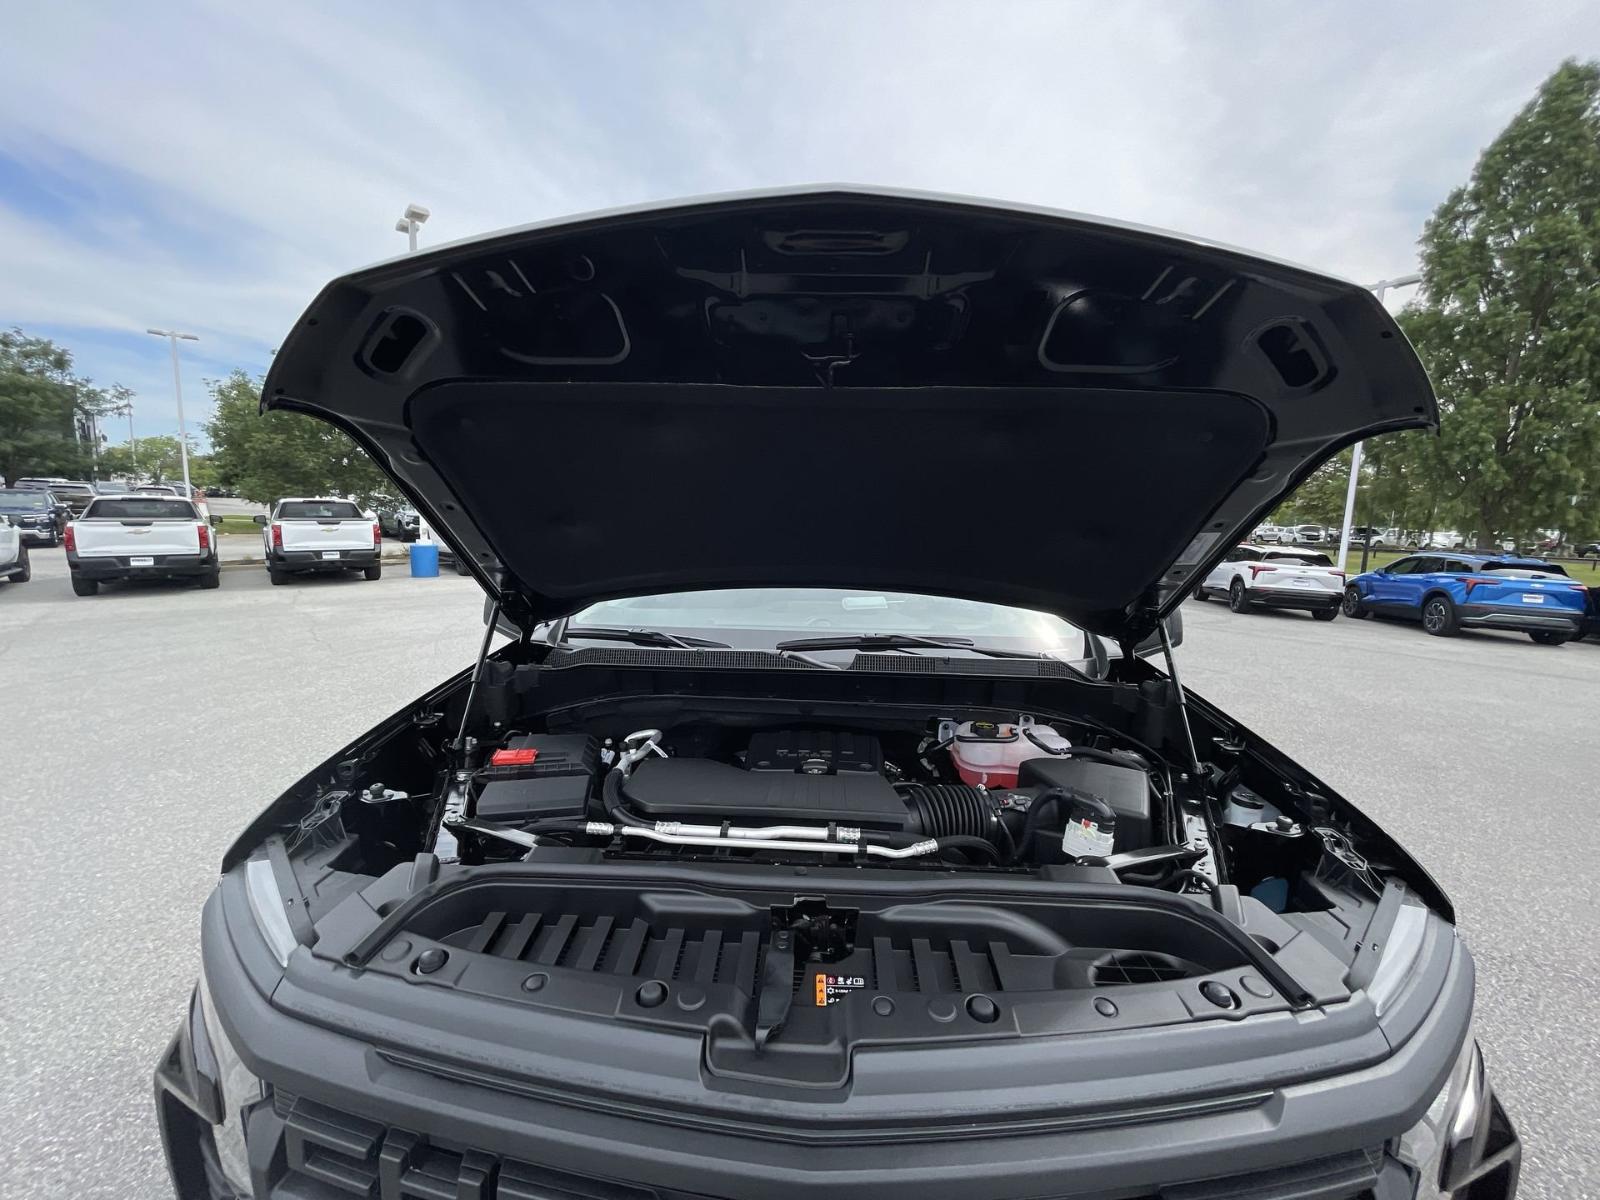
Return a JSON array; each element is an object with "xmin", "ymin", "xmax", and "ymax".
[
  {"xmin": 276, "ymin": 1093, "xmax": 666, "ymax": 1200},
  {"xmin": 1090, "ymin": 951, "xmax": 1196, "ymax": 987},
  {"xmin": 270, "ymin": 1092, "xmax": 1389, "ymax": 1200}
]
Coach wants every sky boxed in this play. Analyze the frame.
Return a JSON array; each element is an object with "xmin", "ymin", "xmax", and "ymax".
[{"xmin": 2, "ymin": 0, "xmax": 1597, "ymax": 448}]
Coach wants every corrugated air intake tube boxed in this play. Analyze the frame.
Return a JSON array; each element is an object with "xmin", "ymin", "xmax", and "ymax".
[{"xmin": 899, "ymin": 783, "xmax": 1012, "ymax": 861}]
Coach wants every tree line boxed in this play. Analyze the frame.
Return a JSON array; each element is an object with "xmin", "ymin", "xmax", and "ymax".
[{"xmin": 4, "ymin": 62, "xmax": 1598, "ymax": 540}]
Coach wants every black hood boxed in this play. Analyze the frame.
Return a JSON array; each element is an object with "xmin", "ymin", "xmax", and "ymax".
[{"xmin": 263, "ymin": 187, "xmax": 1435, "ymax": 642}]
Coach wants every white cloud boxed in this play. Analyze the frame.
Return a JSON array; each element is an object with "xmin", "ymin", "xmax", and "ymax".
[{"xmin": 1, "ymin": 0, "xmax": 1596, "ymax": 434}]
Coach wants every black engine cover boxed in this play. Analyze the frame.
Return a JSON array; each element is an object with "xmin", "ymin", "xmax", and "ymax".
[{"xmin": 623, "ymin": 757, "xmax": 908, "ymax": 829}]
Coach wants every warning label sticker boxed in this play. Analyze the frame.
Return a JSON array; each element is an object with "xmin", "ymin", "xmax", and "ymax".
[{"xmin": 814, "ymin": 972, "xmax": 866, "ymax": 1006}]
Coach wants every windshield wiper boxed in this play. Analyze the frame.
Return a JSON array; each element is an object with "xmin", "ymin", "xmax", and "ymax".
[
  {"xmin": 772, "ymin": 633, "xmax": 1045, "ymax": 659},
  {"xmin": 560, "ymin": 624, "xmax": 732, "ymax": 650}
]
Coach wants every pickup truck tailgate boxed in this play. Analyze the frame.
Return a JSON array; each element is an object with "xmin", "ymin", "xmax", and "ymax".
[
  {"xmin": 277, "ymin": 520, "xmax": 375, "ymax": 552},
  {"xmin": 71, "ymin": 518, "xmax": 202, "ymax": 557}
]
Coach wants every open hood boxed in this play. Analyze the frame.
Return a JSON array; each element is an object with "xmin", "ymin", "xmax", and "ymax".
[{"xmin": 263, "ymin": 187, "xmax": 1435, "ymax": 643}]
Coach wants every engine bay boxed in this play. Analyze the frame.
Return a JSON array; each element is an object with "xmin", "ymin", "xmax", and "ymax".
[
  {"xmin": 429, "ymin": 714, "xmax": 1205, "ymax": 882},
  {"xmin": 234, "ymin": 647, "xmax": 1442, "ymax": 1086}
]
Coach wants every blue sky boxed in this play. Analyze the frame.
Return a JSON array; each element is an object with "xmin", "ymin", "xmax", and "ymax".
[{"xmin": 2, "ymin": 1, "xmax": 1597, "ymax": 448}]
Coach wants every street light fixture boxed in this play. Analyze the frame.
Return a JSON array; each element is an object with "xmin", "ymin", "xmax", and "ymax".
[
  {"xmin": 394, "ymin": 203, "xmax": 431, "ymax": 253},
  {"xmin": 394, "ymin": 204, "xmax": 437, "ymax": 548},
  {"xmin": 145, "ymin": 328, "xmax": 199, "ymax": 493},
  {"xmin": 1334, "ymin": 275, "xmax": 1423, "ymax": 572}
]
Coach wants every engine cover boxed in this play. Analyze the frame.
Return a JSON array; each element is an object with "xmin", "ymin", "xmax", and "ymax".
[{"xmin": 622, "ymin": 757, "xmax": 908, "ymax": 829}]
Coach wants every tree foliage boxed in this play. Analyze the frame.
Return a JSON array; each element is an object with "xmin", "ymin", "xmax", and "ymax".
[
  {"xmin": 98, "ymin": 435, "xmax": 212, "ymax": 487},
  {"xmin": 1396, "ymin": 59, "xmax": 1600, "ymax": 546},
  {"xmin": 0, "ymin": 329, "xmax": 118, "ymax": 485},
  {"xmin": 204, "ymin": 370, "xmax": 392, "ymax": 506}
]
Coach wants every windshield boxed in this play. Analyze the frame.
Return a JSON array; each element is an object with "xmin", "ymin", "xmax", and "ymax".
[
  {"xmin": 0, "ymin": 493, "xmax": 50, "ymax": 512},
  {"xmin": 278, "ymin": 500, "xmax": 362, "ymax": 520},
  {"xmin": 570, "ymin": 589, "xmax": 1085, "ymax": 654},
  {"xmin": 83, "ymin": 498, "xmax": 197, "ymax": 520}
]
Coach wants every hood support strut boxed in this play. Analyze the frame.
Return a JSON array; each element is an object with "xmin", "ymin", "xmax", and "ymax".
[{"xmin": 1157, "ymin": 618, "xmax": 1201, "ymax": 775}]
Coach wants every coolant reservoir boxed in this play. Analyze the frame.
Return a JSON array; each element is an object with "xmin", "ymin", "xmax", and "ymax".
[{"xmin": 948, "ymin": 717, "xmax": 1070, "ymax": 788}]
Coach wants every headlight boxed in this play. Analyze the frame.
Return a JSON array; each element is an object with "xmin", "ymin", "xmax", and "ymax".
[
  {"xmin": 198, "ymin": 969, "xmax": 265, "ymax": 1196},
  {"xmin": 1397, "ymin": 1024, "xmax": 1492, "ymax": 1198}
]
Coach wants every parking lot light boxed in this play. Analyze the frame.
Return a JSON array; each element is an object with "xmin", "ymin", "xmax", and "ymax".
[
  {"xmin": 394, "ymin": 205, "xmax": 435, "ymax": 548},
  {"xmin": 1336, "ymin": 275, "xmax": 1423, "ymax": 573},
  {"xmin": 395, "ymin": 203, "xmax": 430, "ymax": 254},
  {"xmin": 144, "ymin": 329, "xmax": 200, "ymax": 493}
]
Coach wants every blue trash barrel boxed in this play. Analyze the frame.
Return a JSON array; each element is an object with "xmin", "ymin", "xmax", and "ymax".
[{"xmin": 409, "ymin": 542, "xmax": 440, "ymax": 577}]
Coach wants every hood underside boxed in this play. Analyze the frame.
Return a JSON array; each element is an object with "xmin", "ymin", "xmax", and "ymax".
[{"xmin": 262, "ymin": 186, "xmax": 1436, "ymax": 641}]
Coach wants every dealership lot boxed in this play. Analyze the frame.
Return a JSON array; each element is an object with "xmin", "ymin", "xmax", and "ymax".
[{"xmin": 1, "ymin": 550, "xmax": 1597, "ymax": 1198}]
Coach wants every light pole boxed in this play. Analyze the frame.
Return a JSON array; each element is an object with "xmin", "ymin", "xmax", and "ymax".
[
  {"xmin": 145, "ymin": 329, "xmax": 199, "ymax": 492},
  {"xmin": 1335, "ymin": 275, "xmax": 1422, "ymax": 572},
  {"xmin": 395, "ymin": 204, "xmax": 433, "ymax": 546},
  {"xmin": 122, "ymin": 402, "xmax": 137, "ymax": 476},
  {"xmin": 394, "ymin": 203, "xmax": 430, "ymax": 253}
]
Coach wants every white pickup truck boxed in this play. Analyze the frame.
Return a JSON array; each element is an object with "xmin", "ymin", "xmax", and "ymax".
[
  {"xmin": 258, "ymin": 497, "xmax": 382, "ymax": 584},
  {"xmin": 0, "ymin": 514, "xmax": 29, "ymax": 585},
  {"xmin": 65, "ymin": 494, "xmax": 220, "ymax": 596},
  {"xmin": 1196, "ymin": 544, "xmax": 1344, "ymax": 621}
]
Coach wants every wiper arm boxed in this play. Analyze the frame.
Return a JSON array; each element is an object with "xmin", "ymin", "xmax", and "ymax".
[
  {"xmin": 772, "ymin": 633, "xmax": 1044, "ymax": 659},
  {"xmin": 560, "ymin": 624, "xmax": 732, "ymax": 650}
]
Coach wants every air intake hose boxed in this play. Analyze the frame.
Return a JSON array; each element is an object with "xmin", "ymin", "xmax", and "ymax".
[{"xmin": 900, "ymin": 783, "xmax": 1000, "ymax": 841}]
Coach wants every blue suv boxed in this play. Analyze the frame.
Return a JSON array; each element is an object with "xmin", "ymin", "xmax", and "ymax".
[{"xmin": 1342, "ymin": 552, "xmax": 1588, "ymax": 643}]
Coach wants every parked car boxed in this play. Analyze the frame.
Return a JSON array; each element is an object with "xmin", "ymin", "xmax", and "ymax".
[
  {"xmin": 92, "ymin": 480, "xmax": 132, "ymax": 494},
  {"xmin": 138, "ymin": 481, "xmax": 214, "ymax": 524},
  {"xmin": 0, "ymin": 488, "xmax": 65, "ymax": 545},
  {"xmin": 257, "ymin": 497, "xmax": 382, "ymax": 583},
  {"xmin": 1348, "ymin": 525, "xmax": 1390, "ymax": 546},
  {"xmin": 1343, "ymin": 552, "xmax": 1586, "ymax": 643},
  {"xmin": 1581, "ymin": 584, "xmax": 1600, "ymax": 641},
  {"xmin": 1196, "ymin": 545, "xmax": 1343, "ymax": 619},
  {"xmin": 65, "ymin": 494, "xmax": 220, "ymax": 595},
  {"xmin": 1574, "ymin": 542, "xmax": 1600, "ymax": 558},
  {"xmin": 0, "ymin": 515, "xmax": 29, "ymax": 584},
  {"xmin": 26, "ymin": 478, "xmax": 95, "ymax": 516},
  {"xmin": 1249, "ymin": 523, "xmax": 1288, "ymax": 544},
  {"xmin": 1289, "ymin": 523, "xmax": 1327, "ymax": 544},
  {"xmin": 377, "ymin": 505, "xmax": 421, "ymax": 542},
  {"xmin": 156, "ymin": 191, "xmax": 1518, "ymax": 1200}
]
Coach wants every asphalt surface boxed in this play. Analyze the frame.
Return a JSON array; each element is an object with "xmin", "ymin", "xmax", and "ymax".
[{"xmin": 1, "ymin": 546, "xmax": 1596, "ymax": 1198}]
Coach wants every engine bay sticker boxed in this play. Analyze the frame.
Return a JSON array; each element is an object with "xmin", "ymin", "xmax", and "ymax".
[{"xmin": 815, "ymin": 972, "xmax": 866, "ymax": 1006}]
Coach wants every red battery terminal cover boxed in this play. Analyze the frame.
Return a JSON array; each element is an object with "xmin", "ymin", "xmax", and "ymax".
[{"xmin": 490, "ymin": 747, "xmax": 539, "ymax": 766}]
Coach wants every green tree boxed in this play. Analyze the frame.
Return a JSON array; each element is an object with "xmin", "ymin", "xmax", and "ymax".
[
  {"xmin": 204, "ymin": 371, "xmax": 392, "ymax": 506},
  {"xmin": 0, "ymin": 329, "xmax": 94, "ymax": 484},
  {"xmin": 97, "ymin": 435, "xmax": 211, "ymax": 486},
  {"xmin": 1399, "ymin": 60, "xmax": 1600, "ymax": 549},
  {"xmin": 1271, "ymin": 450, "xmax": 1353, "ymax": 526}
]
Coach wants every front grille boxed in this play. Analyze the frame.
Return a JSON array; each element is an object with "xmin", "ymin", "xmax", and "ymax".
[
  {"xmin": 268, "ymin": 1093, "xmax": 1392, "ymax": 1200},
  {"xmin": 275, "ymin": 1092, "xmax": 669, "ymax": 1200}
]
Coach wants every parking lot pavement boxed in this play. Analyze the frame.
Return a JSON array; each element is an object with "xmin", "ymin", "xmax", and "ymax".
[{"xmin": 0, "ymin": 567, "xmax": 1595, "ymax": 1198}]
